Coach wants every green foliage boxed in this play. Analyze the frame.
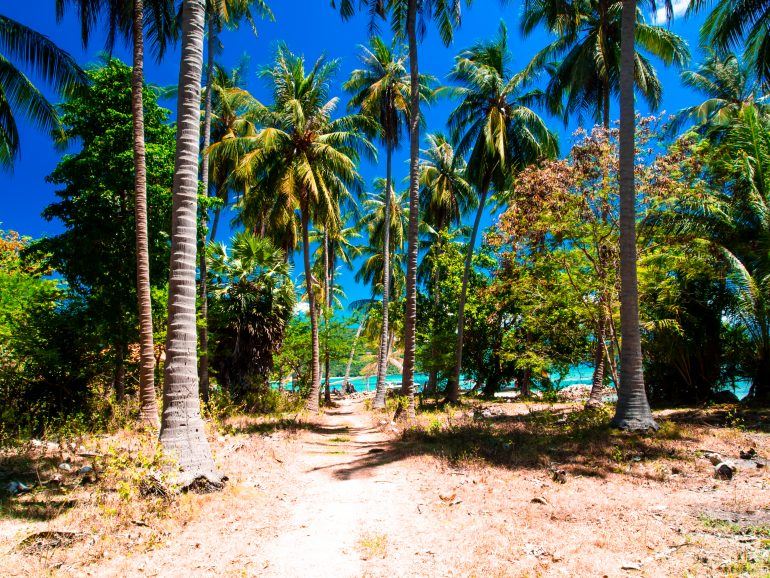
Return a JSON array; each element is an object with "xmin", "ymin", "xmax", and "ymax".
[
  {"xmin": 207, "ymin": 231, "xmax": 295, "ymax": 406},
  {"xmin": 28, "ymin": 57, "xmax": 175, "ymax": 392}
]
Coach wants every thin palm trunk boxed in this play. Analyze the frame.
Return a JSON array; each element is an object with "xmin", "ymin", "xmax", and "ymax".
[
  {"xmin": 448, "ymin": 183, "xmax": 489, "ymax": 403},
  {"xmin": 159, "ymin": 0, "xmax": 221, "ymax": 486},
  {"xmin": 198, "ymin": 12, "xmax": 216, "ymax": 404},
  {"xmin": 132, "ymin": 0, "xmax": 160, "ymax": 428},
  {"xmin": 343, "ymin": 306, "xmax": 369, "ymax": 392},
  {"xmin": 373, "ymin": 145, "xmax": 393, "ymax": 409},
  {"xmin": 303, "ymin": 204, "xmax": 322, "ymax": 412},
  {"xmin": 425, "ymin": 254, "xmax": 441, "ymax": 395},
  {"xmin": 587, "ymin": 314, "xmax": 606, "ymax": 408},
  {"xmin": 611, "ymin": 0, "xmax": 657, "ymax": 431},
  {"xmin": 323, "ymin": 230, "xmax": 332, "ymax": 405},
  {"xmin": 400, "ymin": 0, "xmax": 419, "ymax": 419}
]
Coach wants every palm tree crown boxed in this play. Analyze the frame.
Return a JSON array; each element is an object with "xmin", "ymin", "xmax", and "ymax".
[{"xmin": 0, "ymin": 14, "xmax": 86, "ymax": 168}]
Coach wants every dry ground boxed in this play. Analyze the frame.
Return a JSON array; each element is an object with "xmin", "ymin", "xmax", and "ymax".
[{"xmin": 1, "ymin": 396, "xmax": 768, "ymax": 577}]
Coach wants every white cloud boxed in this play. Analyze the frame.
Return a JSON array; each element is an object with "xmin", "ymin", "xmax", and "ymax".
[{"xmin": 652, "ymin": 0, "xmax": 689, "ymax": 25}]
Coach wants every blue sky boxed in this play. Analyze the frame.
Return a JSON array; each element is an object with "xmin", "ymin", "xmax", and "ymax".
[{"xmin": 1, "ymin": 1, "xmax": 707, "ymax": 307}]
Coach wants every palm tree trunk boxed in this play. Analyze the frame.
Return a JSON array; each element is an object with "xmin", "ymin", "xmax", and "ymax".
[
  {"xmin": 198, "ymin": 12, "xmax": 216, "ymax": 404},
  {"xmin": 302, "ymin": 204, "xmax": 322, "ymax": 412},
  {"xmin": 586, "ymin": 315, "xmax": 606, "ymax": 408},
  {"xmin": 343, "ymin": 307, "xmax": 368, "ymax": 392},
  {"xmin": 448, "ymin": 183, "xmax": 489, "ymax": 403},
  {"xmin": 611, "ymin": 0, "xmax": 657, "ymax": 431},
  {"xmin": 323, "ymin": 230, "xmax": 332, "ymax": 405},
  {"xmin": 132, "ymin": 0, "xmax": 160, "ymax": 428},
  {"xmin": 373, "ymin": 144, "xmax": 393, "ymax": 409},
  {"xmin": 400, "ymin": 0, "xmax": 419, "ymax": 419},
  {"xmin": 159, "ymin": 0, "xmax": 221, "ymax": 487},
  {"xmin": 425, "ymin": 241, "xmax": 442, "ymax": 396}
]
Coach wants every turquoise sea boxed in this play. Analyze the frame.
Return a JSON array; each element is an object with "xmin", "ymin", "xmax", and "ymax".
[{"xmin": 291, "ymin": 364, "xmax": 752, "ymax": 400}]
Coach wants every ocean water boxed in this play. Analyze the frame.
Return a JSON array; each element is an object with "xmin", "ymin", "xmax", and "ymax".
[{"xmin": 293, "ymin": 364, "xmax": 752, "ymax": 400}]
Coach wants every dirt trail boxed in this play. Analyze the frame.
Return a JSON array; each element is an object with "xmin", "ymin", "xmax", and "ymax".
[{"xmin": 90, "ymin": 398, "xmax": 433, "ymax": 577}]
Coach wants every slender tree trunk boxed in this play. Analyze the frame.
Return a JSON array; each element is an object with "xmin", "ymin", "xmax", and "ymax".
[
  {"xmin": 425, "ymin": 242, "xmax": 442, "ymax": 396},
  {"xmin": 587, "ymin": 315, "xmax": 606, "ymax": 408},
  {"xmin": 210, "ymin": 206, "xmax": 221, "ymax": 241},
  {"xmin": 323, "ymin": 230, "xmax": 332, "ymax": 405},
  {"xmin": 400, "ymin": 0, "xmax": 419, "ymax": 419},
  {"xmin": 159, "ymin": 0, "xmax": 221, "ymax": 486},
  {"xmin": 343, "ymin": 308, "xmax": 368, "ymax": 392},
  {"xmin": 373, "ymin": 145, "xmax": 393, "ymax": 409},
  {"xmin": 302, "ymin": 205, "xmax": 322, "ymax": 412},
  {"xmin": 198, "ymin": 13, "xmax": 215, "ymax": 404},
  {"xmin": 611, "ymin": 0, "xmax": 657, "ymax": 431},
  {"xmin": 448, "ymin": 183, "xmax": 489, "ymax": 403},
  {"xmin": 131, "ymin": 0, "xmax": 160, "ymax": 428}
]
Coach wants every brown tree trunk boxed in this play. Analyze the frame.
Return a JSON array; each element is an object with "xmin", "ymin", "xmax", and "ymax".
[
  {"xmin": 399, "ymin": 0, "xmax": 419, "ymax": 420},
  {"xmin": 586, "ymin": 316, "xmax": 606, "ymax": 408},
  {"xmin": 323, "ymin": 230, "xmax": 332, "ymax": 406},
  {"xmin": 611, "ymin": 0, "xmax": 657, "ymax": 431},
  {"xmin": 448, "ymin": 183, "xmax": 489, "ymax": 403},
  {"xmin": 159, "ymin": 0, "xmax": 221, "ymax": 487},
  {"xmin": 373, "ymin": 145, "xmax": 393, "ymax": 409},
  {"xmin": 198, "ymin": 12, "xmax": 216, "ymax": 404},
  {"xmin": 132, "ymin": 0, "xmax": 160, "ymax": 428},
  {"xmin": 303, "ymin": 204, "xmax": 322, "ymax": 412}
]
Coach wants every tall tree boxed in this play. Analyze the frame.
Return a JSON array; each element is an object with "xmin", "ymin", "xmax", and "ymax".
[
  {"xmin": 199, "ymin": 0, "xmax": 273, "ymax": 402},
  {"xmin": 336, "ymin": 0, "xmax": 466, "ymax": 419},
  {"xmin": 446, "ymin": 23, "xmax": 558, "ymax": 404},
  {"xmin": 0, "ymin": 13, "xmax": 86, "ymax": 168},
  {"xmin": 344, "ymin": 37, "xmax": 429, "ymax": 409},
  {"xmin": 159, "ymin": 0, "xmax": 220, "ymax": 485},
  {"xmin": 419, "ymin": 133, "xmax": 473, "ymax": 393},
  {"xmin": 56, "ymin": 0, "xmax": 176, "ymax": 426},
  {"xmin": 611, "ymin": 0, "xmax": 674, "ymax": 430},
  {"xmin": 211, "ymin": 46, "xmax": 373, "ymax": 412}
]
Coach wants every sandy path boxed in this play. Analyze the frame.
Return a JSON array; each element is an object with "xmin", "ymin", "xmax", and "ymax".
[
  {"xmin": 258, "ymin": 398, "xmax": 421, "ymax": 577},
  {"xmin": 87, "ymin": 398, "xmax": 432, "ymax": 577}
]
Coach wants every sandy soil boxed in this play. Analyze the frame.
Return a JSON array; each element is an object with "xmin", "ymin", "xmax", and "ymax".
[{"xmin": 2, "ymin": 398, "xmax": 769, "ymax": 577}]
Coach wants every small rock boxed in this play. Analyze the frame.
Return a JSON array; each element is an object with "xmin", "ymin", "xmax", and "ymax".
[
  {"xmin": 77, "ymin": 466, "xmax": 93, "ymax": 475},
  {"xmin": 551, "ymin": 468, "xmax": 567, "ymax": 484},
  {"xmin": 621, "ymin": 562, "xmax": 642, "ymax": 571},
  {"xmin": 714, "ymin": 462, "xmax": 736, "ymax": 480},
  {"xmin": 705, "ymin": 452, "xmax": 723, "ymax": 466},
  {"xmin": 531, "ymin": 496, "xmax": 549, "ymax": 505},
  {"xmin": 58, "ymin": 463, "xmax": 73, "ymax": 472},
  {"xmin": 740, "ymin": 448, "xmax": 756, "ymax": 460}
]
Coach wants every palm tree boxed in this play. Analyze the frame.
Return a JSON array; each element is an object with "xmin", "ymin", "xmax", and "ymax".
[
  {"xmin": 689, "ymin": 0, "xmax": 770, "ymax": 84},
  {"xmin": 199, "ymin": 0, "xmax": 273, "ymax": 401},
  {"xmin": 419, "ymin": 133, "xmax": 473, "ymax": 393},
  {"xmin": 669, "ymin": 50, "xmax": 768, "ymax": 136},
  {"xmin": 521, "ymin": 0, "xmax": 689, "ymax": 129},
  {"xmin": 56, "ymin": 0, "xmax": 176, "ymax": 427},
  {"xmin": 155, "ymin": 0, "xmax": 220, "ymax": 486},
  {"xmin": 446, "ymin": 23, "xmax": 558, "ymax": 404},
  {"xmin": 310, "ymin": 219, "xmax": 361, "ymax": 403},
  {"xmin": 612, "ymin": 0, "xmax": 675, "ymax": 431},
  {"xmin": 336, "ymin": 0, "xmax": 467, "ymax": 419},
  {"xmin": 211, "ymin": 46, "xmax": 374, "ymax": 412},
  {"xmin": 344, "ymin": 36, "xmax": 432, "ymax": 409},
  {"xmin": 0, "ymin": 14, "xmax": 86, "ymax": 168}
]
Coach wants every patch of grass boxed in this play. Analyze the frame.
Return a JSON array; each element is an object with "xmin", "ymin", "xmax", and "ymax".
[
  {"xmin": 656, "ymin": 420, "xmax": 683, "ymax": 440},
  {"xmin": 723, "ymin": 550, "xmax": 770, "ymax": 577},
  {"xmin": 700, "ymin": 515, "xmax": 770, "ymax": 537},
  {"xmin": 357, "ymin": 532, "xmax": 388, "ymax": 560},
  {"xmin": 329, "ymin": 436, "xmax": 351, "ymax": 443}
]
